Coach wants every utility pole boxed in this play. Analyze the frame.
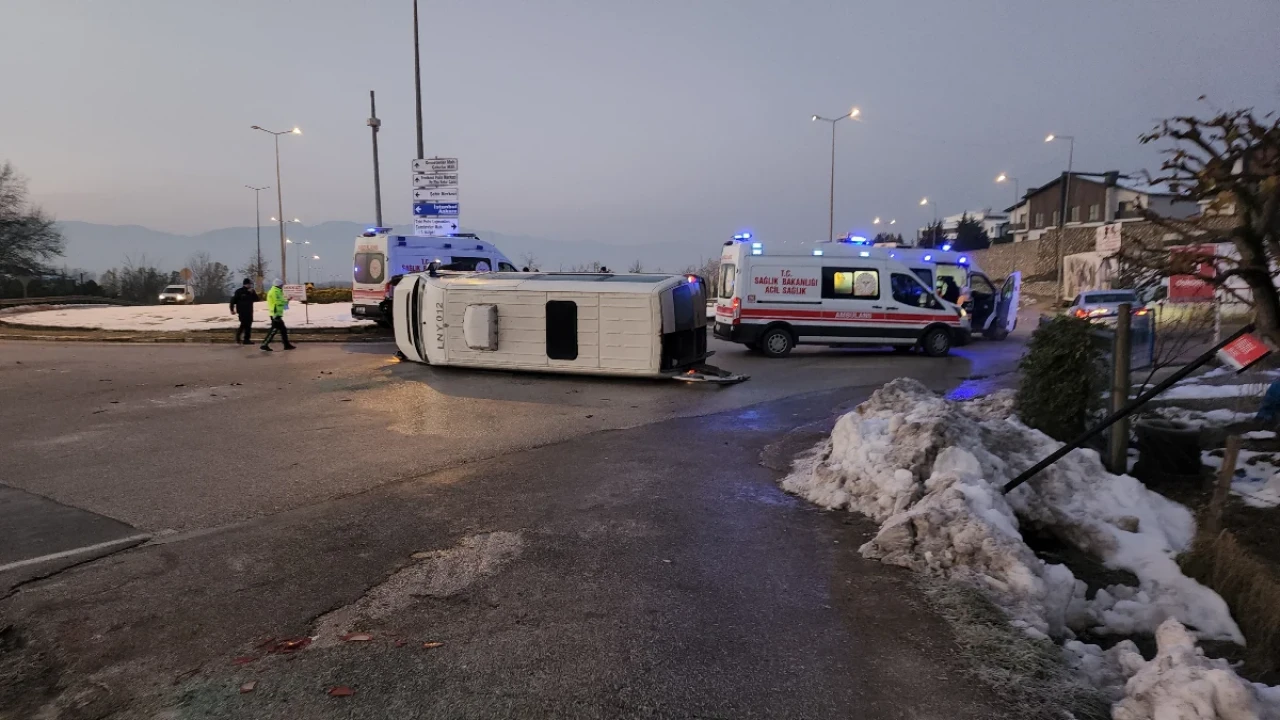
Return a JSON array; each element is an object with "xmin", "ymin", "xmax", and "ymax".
[
  {"xmin": 368, "ymin": 91, "xmax": 383, "ymax": 226},
  {"xmin": 245, "ymin": 185, "xmax": 269, "ymax": 291},
  {"xmin": 413, "ymin": 0, "xmax": 424, "ymax": 160},
  {"xmin": 1108, "ymin": 304, "xmax": 1132, "ymax": 474}
]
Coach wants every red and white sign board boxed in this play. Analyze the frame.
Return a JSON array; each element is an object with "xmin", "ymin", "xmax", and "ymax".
[
  {"xmin": 1217, "ymin": 332, "xmax": 1271, "ymax": 373},
  {"xmin": 1168, "ymin": 245, "xmax": 1217, "ymax": 303},
  {"xmin": 749, "ymin": 265, "xmax": 820, "ymax": 299},
  {"xmin": 283, "ymin": 284, "xmax": 308, "ymax": 303}
]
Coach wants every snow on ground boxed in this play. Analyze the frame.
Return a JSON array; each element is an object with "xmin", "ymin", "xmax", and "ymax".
[
  {"xmin": 1148, "ymin": 406, "xmax": 1256, "ymax": 429},
  {"xmin": 1243, "ymin": 430, "xmax": 1278, "ymax": 440},
  {"xmin": 1140, "ymin": 383, "xmax": 1266, "ymax": 400},
  {"xmin": 1, "ymin": 302, "xmax": 373, "ymax": 331},
  {"xmin": 1203, "ymin": 449, "xmax": 1280, "ymax": 509},
  {"xmin": 1113, "ymin": 619, "xmax": 1280, "ymax": 720},
  {"xmin": 781, "ymin": 379, "xmax": 1276, "ymax": 713}
]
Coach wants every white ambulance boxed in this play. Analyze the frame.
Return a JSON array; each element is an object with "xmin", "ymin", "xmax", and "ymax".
[
  {"xmin": 855, "ymin": 246, "xmax": 1021, "ymax": 341},
  {"xmin": 712, "ymin": 235, "xmax": 971, "ymax": 357},
  {"xmin": 352, "ymin": 229, "xmax": 516, "ymax": 326}
]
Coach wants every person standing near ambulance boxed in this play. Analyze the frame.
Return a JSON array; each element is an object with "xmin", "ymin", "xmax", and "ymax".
[{"xmin": 260, "ymin": 279, "xmax": 297, "ymax": 351}]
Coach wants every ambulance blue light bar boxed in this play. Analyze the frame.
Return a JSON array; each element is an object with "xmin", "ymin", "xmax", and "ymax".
[
  {"xmin": 924, "ymin": 254, "xmax": 932, "ymax": 261},
  {"xmin": 859, "ymin": 251, "xmax": 870, "ymax": 257},
  {"xmin": 959, "ymin": 256, "xmax": 969, "ymax": 264},
  {"xmin": 812, "ymin": 249, "xmax": 824, "ymax": 256}
]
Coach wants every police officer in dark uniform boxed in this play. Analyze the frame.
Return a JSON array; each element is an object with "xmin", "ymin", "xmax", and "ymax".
[{"xmin": 230, "ymin": 278, "xmax": 258, "ymax": 345}]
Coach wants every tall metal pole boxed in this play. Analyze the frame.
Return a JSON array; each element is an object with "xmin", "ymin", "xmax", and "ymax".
[
  {"xmin": 245, "ymin": 185, "xmax": 268, "ymax": 292},
  {"xmin": 1108, "ymin": 304, "xmax": 1133, "ymax": 474},
  {"xmin": 1055, "ymin": 138, "xmax": 1074, "ymax": 303},
  {"xmin": 274, "ymin": 134, "xmax": 286, "ymax": 284},
  {"xmin": 369, "ymin": 90, "xmax": 384, "ymax": 226},
  {"xmin": 413, "ymin": 0, "xmax": 424, "ymax": 160},
  {"xmin": 828, "ymin": 121, "xmax": 836, "ymax": 242}
]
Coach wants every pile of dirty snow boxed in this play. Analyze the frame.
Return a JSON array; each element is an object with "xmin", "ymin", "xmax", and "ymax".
[{"xmin": 782, "ymin": 379, "xmax": 1277, "ymax": 713}]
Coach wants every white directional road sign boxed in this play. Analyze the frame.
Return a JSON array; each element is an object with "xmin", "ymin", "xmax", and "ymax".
[
  {"xmin": 413, "ymin": 173, "xmax": 459, "ymax": 188},
  {"xmin": 413, "ymin": 186, "xmax": 459, "ymax": 202},
  {"xmin": 415, "ymin": 217, "xmax": 461, "ymax": 236},
  {"xmin": 412, "ymin": 157, "xmax": 458, "ymax": 174}
]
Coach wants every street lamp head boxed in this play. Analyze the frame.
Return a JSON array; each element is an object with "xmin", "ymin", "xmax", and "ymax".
[
  {"xmin": 1045, "ymin": 133, "xmax": 1056, "ymax": 143},
  {"xmin": 311, "ymin": 255, "xmax": 320, "ymax": 260},
  {"xmin": 873, "ymin": 217, "xmax": 881, "ymax": 224},
  {"xmin": 286, "ymin": 238, "xmax": 293, "ymax": 244},
  {"xmin": 849, "ymin": 107, "xmax": 860, "ymax": 119},
  {"xmin": 291, "ymin": 127, "xmax": 301, "ymax": 135},
  {"xmin": 889, "ymin": 219, "xmax": 896, "ymax": 225},
  {"xmin": 920, "ymin": 197, "xmax": 929, "ymax": 206},
  {"xmin": 250, "ymin": 125, "xmax": 262, "ymax": 131},
  {"xmin": 811, "ymin": 115, "xmax": 819, "ymax": 122},
  {"xmin": 996, "ymin": 173, "xmax": 1008, "ymax": 183}
]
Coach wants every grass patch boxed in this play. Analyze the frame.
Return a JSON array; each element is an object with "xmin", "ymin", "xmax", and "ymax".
[
  {"xmin": 1180, "ymin": 529, "xmax": 1280, "ymax": 680},
  {"xmin": 920, "ymin": 581, "xmax": 1111, "ymax": 720}
]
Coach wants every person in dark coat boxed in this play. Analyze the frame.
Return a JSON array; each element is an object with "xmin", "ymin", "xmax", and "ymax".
[
  {"xmin": 230, "ymin": 278, "xmax": 258, "ymax": 345},
  {"xmin": 939, "ymin": 276, "xmax": 962, "ymax": 304}
]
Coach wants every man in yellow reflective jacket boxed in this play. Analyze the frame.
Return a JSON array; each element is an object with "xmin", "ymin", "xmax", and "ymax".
[{"xmin": 260, "ymin": 279, "xmax": 296, "ymax": 351}]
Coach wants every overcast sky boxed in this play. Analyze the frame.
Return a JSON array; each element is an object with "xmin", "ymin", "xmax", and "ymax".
[{"xmin": 4, "ymin": 0, "xmax": 1279, "ymax": 247}]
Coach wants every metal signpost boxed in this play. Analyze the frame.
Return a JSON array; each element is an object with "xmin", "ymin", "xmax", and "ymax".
[{"xmin": 412, "ymin": 158, "xmax": 459, "ymax": 237}]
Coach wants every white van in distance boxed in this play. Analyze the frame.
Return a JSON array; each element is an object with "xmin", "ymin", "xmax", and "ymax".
[
  {"xmin": 352, "ymin": 229, "xmax": 517, "ymax": 326},
  {"xmin": 713, "ymin": 235, "xmax": 971, "ymax": 357}
]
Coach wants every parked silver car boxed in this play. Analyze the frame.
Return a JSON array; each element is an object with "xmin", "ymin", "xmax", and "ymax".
[
  {"xmin": 1066, "ymin": 289, "xmax": 1149, "ymax": 326},
  {"xmin": 158, "ymin": 284, "xmax": 195, "ymax": 305}
]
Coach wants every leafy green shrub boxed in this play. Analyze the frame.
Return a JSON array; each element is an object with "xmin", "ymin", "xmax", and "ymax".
[
  {"xmin": 1016, "ymin": 316, "xmax": 1105, "ymax": 442},
  {"xmin": 306, "ymin": 287, "xmax": 352, "ymax": 304}
]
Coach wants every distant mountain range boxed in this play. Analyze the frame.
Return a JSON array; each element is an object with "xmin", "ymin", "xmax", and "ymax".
[{"xmin": 54, "ymin": 221, "xmax": 717, "ymax": 280}]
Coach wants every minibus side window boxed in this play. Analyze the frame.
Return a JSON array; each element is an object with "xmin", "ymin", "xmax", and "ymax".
[{"xmin": 546, "ymin": 301, "xmax": 579, "ymax": 360}]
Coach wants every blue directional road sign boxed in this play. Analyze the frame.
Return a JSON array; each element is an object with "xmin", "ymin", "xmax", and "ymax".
[{"xmin": 413, "ymin": 202, "xmax": 459, "ymax": 217}]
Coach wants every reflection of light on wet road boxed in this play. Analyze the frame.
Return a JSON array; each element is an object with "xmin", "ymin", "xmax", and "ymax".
[{"xmin": 946, "ymin": 376, "xmax": 1009, "ymax": 401}]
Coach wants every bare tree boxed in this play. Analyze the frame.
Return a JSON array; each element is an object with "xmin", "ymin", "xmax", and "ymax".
[
  {"xmin": 0, "ymin": 162, "xmax": 64, "ymax": 276},
  {"xmin": 187, "ymin": 252, "xmax": 233, "ymax": 302},
  {"xmin": 237, "ymin": 253, "xmax": 271, "ymax": 292},
  {"xmin": 684, "ymin": 256, "xmax": 721, "ymax": 284},
  {"xmin": 628, "ymin": 259, "xmax": 643, "ymax": 273},
  {"xmin": 519, "ymin": 251, "xmax": 539, "ymax": 271},
  {"xmin": 1126, "ymin": 107, "xmax": 1280, "ymax": 343}
]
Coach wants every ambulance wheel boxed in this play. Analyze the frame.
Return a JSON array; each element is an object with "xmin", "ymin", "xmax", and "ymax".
[
  {"xmin": 759, "ymin": 327, "xmax": 795, "ymax": 358},
  {"xmin": 921, "ymin": 327, "xmax": 951, "ymax": 357}
]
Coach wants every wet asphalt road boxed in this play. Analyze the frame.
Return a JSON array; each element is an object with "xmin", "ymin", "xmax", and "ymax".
[{"xmin": 0, "ymin": 335, "xmax": 1026, "ymax": 719}]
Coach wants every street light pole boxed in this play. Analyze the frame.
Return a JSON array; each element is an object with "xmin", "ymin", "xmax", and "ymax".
[
  {"xmin": 251, "ymin": 125, "xmax": 301, "ymax": 283},
  {"xmin": 995, "ymin": 173, "xmax": 1019, "ymax": 205},
  {"xmin": 368, "ymin": 90, "xmax": 383, "ymax": 227},
  {"xmin": 811, "ymin": 107, "xmax": 860, "ymax": 241},
  {"xmin": 919, "ymin": 197, "xmax": 938, "ymax": 247},
  {"xmin": 1046, "ymin": 134, "xmax": 1076, "ymax": 303},
  {"xmin": 244, "ymin": 185, "xmax": 269, "ymax": 291}
]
